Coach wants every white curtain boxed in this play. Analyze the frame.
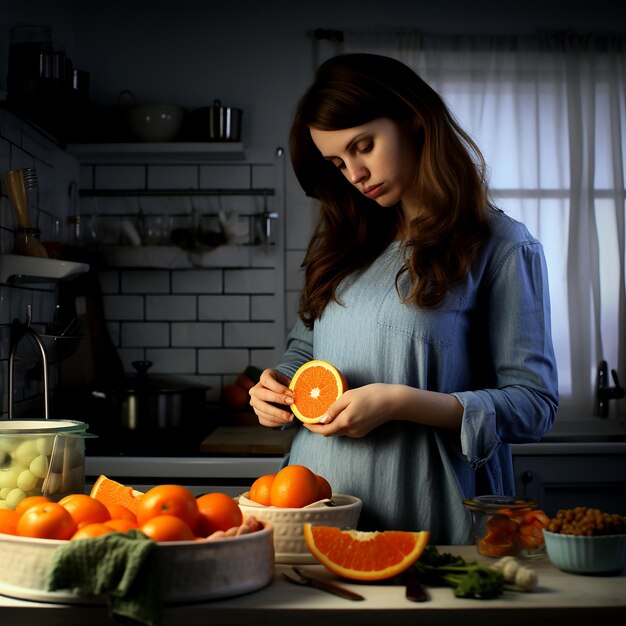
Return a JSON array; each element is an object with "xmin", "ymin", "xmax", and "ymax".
[{"xmin": 334, "ymin": 31, "xmax": 626, "ymax": 419}]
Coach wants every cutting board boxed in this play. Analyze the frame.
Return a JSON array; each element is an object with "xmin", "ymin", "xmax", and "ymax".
[{"xmin": 201, "ymin": 426, "xmax": 296, "ymax": 456}]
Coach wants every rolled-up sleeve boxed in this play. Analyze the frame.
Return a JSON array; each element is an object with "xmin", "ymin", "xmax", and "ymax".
[
  {"xmin": 275, "ymin": 319, "xmax": 314, "ymax": 379},
  {"xmin": 452, "ymin": 240, "xmax": 559, "ymax": 468}
]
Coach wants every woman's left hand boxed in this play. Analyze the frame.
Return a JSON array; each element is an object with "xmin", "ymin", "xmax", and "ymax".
[
  {"xmin": 303, "ymin": 383, "xmax": 398, "ymax": 438},
  {"xmin": 303, "ymin": 382, "xmax": 464, "ymax": 437}
]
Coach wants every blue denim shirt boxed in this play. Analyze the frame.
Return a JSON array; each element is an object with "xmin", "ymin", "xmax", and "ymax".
[{"xmin": 276, "ymin": 210, "xmax": 559, "ymax": 543}]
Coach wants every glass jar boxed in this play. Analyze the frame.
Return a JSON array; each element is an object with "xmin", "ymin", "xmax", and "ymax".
[
  {"xmin": 463, "ymin": 495, "xmax": 548, "ymax": 558},
  {"xmin": 0, "ymin": 419, "xmax": 92, "ymax": 508},
  {"xmin": 13, "ymin": 227, "xmax": 48, "ymax": 258}
]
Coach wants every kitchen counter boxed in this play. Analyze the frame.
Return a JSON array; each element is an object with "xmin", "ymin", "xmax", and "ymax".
[
  {"xmin": 84, "ymin": 455, "xmax": 286, "ymax": 496},
  {"xmin": 0, "ymin": 546, "xmax": 624, "ymax": 626}
]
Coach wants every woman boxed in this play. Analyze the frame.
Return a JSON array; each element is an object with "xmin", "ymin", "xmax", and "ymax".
[{"xmin": 249, "ymin": 53, "xmax": 559, "ymax": 543}]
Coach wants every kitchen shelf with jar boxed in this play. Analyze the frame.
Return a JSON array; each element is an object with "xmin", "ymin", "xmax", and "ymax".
[{"xmin": 0, "ymin": 254, "xmax": 89, "ymax": 284}]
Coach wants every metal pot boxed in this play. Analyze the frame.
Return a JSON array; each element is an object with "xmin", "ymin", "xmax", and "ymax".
[
  {"xmin": 89, "ymin": 360, "xmax": 210, "ymax": 455},
  {"xmin": 191, "ymin": 100, "xmax": 242, "ymax": 142},
  {"xmin": 117, "ymin": 360, "xmax": 208, "ymax": 430}
]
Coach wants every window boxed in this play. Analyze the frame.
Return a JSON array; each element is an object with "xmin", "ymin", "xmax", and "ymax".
[{"xmin": 343, "ymin": 32, "xmax": 626, "ymax": 418}]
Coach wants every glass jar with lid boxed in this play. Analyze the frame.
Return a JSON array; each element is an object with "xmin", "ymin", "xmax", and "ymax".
[{"xmin": 463, "ymin": 495, "xmax": 549, "ymax": 558}]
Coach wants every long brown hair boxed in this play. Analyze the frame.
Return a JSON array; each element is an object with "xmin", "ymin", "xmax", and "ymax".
[{"xmin": 289, "ymin": 53, "xmax": 492, "ymax": 329}]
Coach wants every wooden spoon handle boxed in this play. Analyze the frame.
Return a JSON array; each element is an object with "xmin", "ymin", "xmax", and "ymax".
[{"xmin": 5, "ymin": 169, "xmax": 32, "ymax": 229}]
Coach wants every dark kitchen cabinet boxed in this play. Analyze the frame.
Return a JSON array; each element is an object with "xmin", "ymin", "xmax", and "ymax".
[{"xmin": 512, "ymin": 445, "xmax": 626, "ymax": 516}]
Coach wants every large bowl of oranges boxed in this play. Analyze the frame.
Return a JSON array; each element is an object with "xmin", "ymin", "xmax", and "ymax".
[
  {"xmin": 0, "ymin": 476, "xmax": 274, "ymax": 603},
  {"xmin": 236, "ymin": 464, "xmax": 362, "ymax": 564}
]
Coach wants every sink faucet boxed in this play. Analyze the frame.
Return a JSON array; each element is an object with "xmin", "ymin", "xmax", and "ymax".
[
  {"xmin": 8, "ymin": 305, "xmax": 49, "ymax": 419},
  {"xmin": 596, "ymin": 360, "xmax": 625, "ymax": 418}
]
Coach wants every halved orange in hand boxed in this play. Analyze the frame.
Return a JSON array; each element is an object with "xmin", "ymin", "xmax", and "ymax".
[
  {"xmin": 289, "ymin": 359, "xmax": 347, "ymax": 424},
  {"xmin": 303, "ymin": 524, "xmax": 430, "ymax": 581}
]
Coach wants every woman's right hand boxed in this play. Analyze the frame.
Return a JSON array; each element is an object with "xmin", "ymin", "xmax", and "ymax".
[{"xmin": 248, "ymin": 368, "xmax": 295, "ymax": 427}]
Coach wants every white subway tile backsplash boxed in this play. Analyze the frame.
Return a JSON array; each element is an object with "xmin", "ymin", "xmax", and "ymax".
[
  {"xmin": 224, "ymin": 322, "xmax": 275, "ymax": 347},
  {"xmin": 0, "ymin": 109, "xmax": 20, "ymax": 144},
  {"xmin": 79, "ymin": 164, "xmax": 94, "ymax": 190},
  {"xmin": 117, "ymin": 348, "xmax": 145, "ymax": 372},
  {"xmin": 122, "ymin": 270, "xmax": 170, "ymax": 293},
  {"xmin": 171, "ymin": 322, "xmax": 221, "ymax": 347},
  {"xmin": 106, "ymin": 321, "xmax": 120, "ymax": 346},
  {"xmin": 198, "ymin": 349, "xmax": 249, "ymax": 374},
  {"xmin": 147, "ymin": 165, "xmax": 197, "ymax": 189},
  {"xmin": 103, "ymin": 295, "xmax": 145, "ymax": 320},
  {"xmin": 198, "ymin": 295, "xmax": 249, "ymax": 321},
  {"xmin": 121, "ymin": 322, "xmax": 170, "ymax": 347},
  {"xmin": 95, "ymin": 165, "xmax": 145, "ymax": 189},
  {"xmin": 145, "ymin": 348, "xmax": 196, "ymax": 373},
  {"xmin": 21, "ymin": 128, "xmax": 57, "ymax": 166},
  {"xmin": 251, "ymin": 165, "xmax": 274, "ymax": 189},
  {"xmin": 285, "ymin": 290, "xmax": 299, "ymax": 331},
  {"xmin": 251, "ymin": 295, "xmax": 275, "ymax": 320},
  {"xmin": 250, "ymin": 244, "xmax": 277, "ymax": 268},
  {"xmin": 199, "ymin": 165, "xmax": 249, "ymax": 189},
  {"xmin": 146, "ymin": 295, "xmax": 196, "ymax": 320},
  {"xmin": 172, "ymin": 269, "xmax": 222, "ymax": 293},
  {"xmin": 225, "ymin": 268, "xmax": 275, "ymax": 294},
  {"xmin": 0, "ymin": 126, "xmax": 288, "ymax": 419},
  {"xmin": 203, "ymin": 375, "xmax": 223, "ymax": 402},
  {"xmin": 285, "ymin": 250, "xmax": 305, "ymax": 290},
  {"xmin": 97, "ymin": 270, "xmax": 120, "ymax": 294},
  {"xmin": 251, "ymin": 348, "xmax": 279, "ymax": 370}
]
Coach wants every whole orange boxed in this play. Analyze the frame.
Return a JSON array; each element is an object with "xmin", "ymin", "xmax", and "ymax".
[
  {"xmin": 59, "ymin": 494, "xmax": 111, "ymax": 528},
  {"xmin": 15, "ymin": 495, "xmax": 51, "ymax": 516},
  {"xmin": 248, "ymin": 473, "xmax": 276, "ymax": 506},
  {"xmin": 105, "ymin": 503, "xmax": 137, "ymax": 523},
  {"xmin": 195, "ymin": 492, "xmax": 243, "ymax": 536},
  {"xmin": 0, "ymin": 509, "xmax": 20, "ymax": 535},
  {"xmin": 140, "ymin": 514, "xmax": 195, "ymax": 542},
  {"xmin": 17, "ymin": 502, "xmax": 77, "ymax": 540},
  {"xmin": 221, "ymin": 384, "xmax": 251, "ymax": 411},
  {"xmin": 106, "ymin": 518, "xmax": 139, "ymax": 533},
  {"xmin": 136, "ymin": 484, "xmax": 199, "ymax": 528},
  {"xmin": 71, "ymin": 523, "xmax": 115, "ymax": 540},
  {"xmin": 316, "ymin": 474, "xmax": 332, "ymax": 501},
  {"xmin": 270, "ymin": 465, "xmax": 320, "ymax": 508}
]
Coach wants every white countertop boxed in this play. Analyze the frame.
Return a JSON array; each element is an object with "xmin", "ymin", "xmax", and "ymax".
[
  {"xmin": 85, "ymin": 455, "xmax": 285, "ymax": 479},
  {"xmin": 0, "ymin": 545, "xmax": 624, "ymax": 626}
]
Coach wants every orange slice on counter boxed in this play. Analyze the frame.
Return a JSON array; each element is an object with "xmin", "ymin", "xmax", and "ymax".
[
  {"xmin": 303, "ymin": 524, "xmax": 430, "ymax": 581},
  {"xmin": 289, "ymin": 360, "xmax": 348, "ymax": 424},
  {"xmin": 90, "ymin": 474, "xmax": 144, "ymax": 515}
]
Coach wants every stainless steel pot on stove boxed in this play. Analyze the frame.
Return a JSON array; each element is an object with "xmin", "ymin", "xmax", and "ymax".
[{"xmin": 94, "ymin": 360, "xmax": 209, "ymax": 433}]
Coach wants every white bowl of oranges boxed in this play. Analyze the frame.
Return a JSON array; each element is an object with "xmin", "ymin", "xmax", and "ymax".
[
  {"xmin": 236, "ymin": 464, "xmax": 362, "ymax": 564},
  {"xmin": 0, "ymin": 476, "xmax": 274, "ymax": 603}
]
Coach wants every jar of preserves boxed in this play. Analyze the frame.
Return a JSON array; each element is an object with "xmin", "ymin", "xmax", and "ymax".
[{"xmin": 463, "ymin": 495, "xmax": 550, "ymax": 558}]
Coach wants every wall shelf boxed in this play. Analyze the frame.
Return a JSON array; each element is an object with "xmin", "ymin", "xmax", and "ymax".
[
  {"xmin": 66, "ymin": 142, "xmax": 245, "ymax": 163},
  {"xmin": 0, "ymin": 255, "xmax": 89, "ymax": 284},
  {"xmin": 78, "ymin": 188, "xmax": 275, "ymax": 198},
  {"xmin": 99, "ymin": 245, "xmax": 258, "ymax": 269}
]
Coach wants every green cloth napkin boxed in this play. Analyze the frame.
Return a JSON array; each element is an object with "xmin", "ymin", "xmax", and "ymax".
[{"xmin": 46, "ymin": 529, "xmax": 162, "ymax": 626}]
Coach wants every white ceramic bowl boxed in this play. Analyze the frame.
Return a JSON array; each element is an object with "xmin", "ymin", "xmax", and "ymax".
[
  {"xmin": 127, "ymin": 102, "xmax": 184, "ymax": 142},
  {"xmin": 237, "ymin": 493, "xmax": 362, "ymax": 564},
  {"xmin": 543, "ymin": 530, "xmax": 626, "ymax": 575},
  {"xmin": 0, "ymin": 522, "xmax": 274, "ymax": 603}
]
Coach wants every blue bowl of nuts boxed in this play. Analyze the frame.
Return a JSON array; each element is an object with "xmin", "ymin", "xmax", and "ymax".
[{"xmin": 543, "ymin": 507, "xmax": 626, "ymax": 575}]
